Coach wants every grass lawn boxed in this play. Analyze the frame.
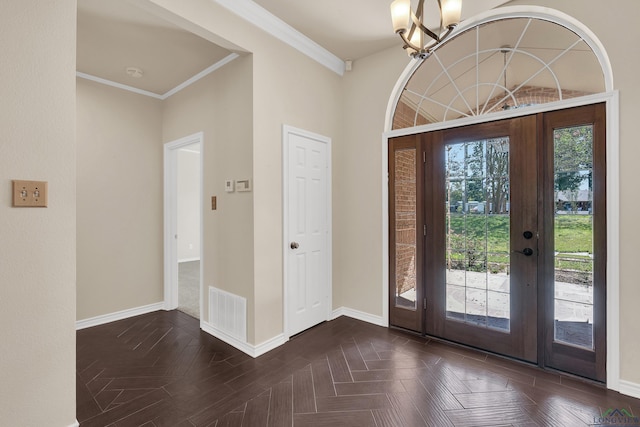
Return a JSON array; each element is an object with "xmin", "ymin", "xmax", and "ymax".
[{"xmin": 446, "ymin": 214, "xmax": 593, "ymax": 272}]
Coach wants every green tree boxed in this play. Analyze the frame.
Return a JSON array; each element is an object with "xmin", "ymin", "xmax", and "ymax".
[
  {"xmin": 469, "ymin": 138, "xmax": 509, "ymax": 213},
  {"xmin": 554, "ymin": 126, "xmax": 593, "ymax": 192},
  {"xmin": 554, "ymin": 125, "xmax": 593, "ymax": 213}
]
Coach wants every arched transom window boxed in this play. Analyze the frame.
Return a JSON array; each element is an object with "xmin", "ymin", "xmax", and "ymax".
[{"xmin": 392, "ymin": 16, "xmax": 606, "ymax": 129}]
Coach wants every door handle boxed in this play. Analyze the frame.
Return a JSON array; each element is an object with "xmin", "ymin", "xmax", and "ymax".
[
  {"xmin": 290, "ymin": 242, "xmax": 299, "ymax": 249},
  {"xmin": 513, "ymin": 248, "xmax": 534, "ymax": 256}
]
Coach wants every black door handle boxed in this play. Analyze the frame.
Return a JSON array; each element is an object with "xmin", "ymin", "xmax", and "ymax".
[{"xmin": 514, "ymin": 248, "xmax": 534, "ymax": 256}]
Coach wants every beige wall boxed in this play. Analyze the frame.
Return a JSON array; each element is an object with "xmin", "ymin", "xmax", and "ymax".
[
  {"xmin": 336, "ymin": 46, "xmax": 410, "ymax": 314},
  {"xmin": 147, "ymin": 0, "xmax": 343, "ymax": 345},
  {"xmin": 76, "ymin": 79, "xmax": 164, "ymax": 320},
  {"xmin": 162, "ymin": 55, "xmax": 256, "ymax": 339},
  {"xmin": 0, "ymin": 0, "xmax": 77, "ymax": 425}
]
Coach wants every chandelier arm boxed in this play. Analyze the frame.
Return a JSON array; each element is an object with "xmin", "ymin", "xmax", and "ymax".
[
  {"xmin": 436, "ymin": 25, "xmax": 455, "ymax": 44},
  {"xmin": 411, "ymin": 12, "xmax": 440, "ymax": 42},
  {"xmin": 398, "ymin": 30, "xmax": 422, "ymax": 53}
]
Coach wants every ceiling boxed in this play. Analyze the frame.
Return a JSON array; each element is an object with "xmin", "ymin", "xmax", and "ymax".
[
  {"xmin": 77, "ymin": 0, "xmax": 511, "ymax": 95},
  {"xmin": 253, "ymin": 0, "xmax": 511, "ymax": 60},
  {"xmin": 77, "ymin": 0, "xmax": 232, "ymax": 95}
]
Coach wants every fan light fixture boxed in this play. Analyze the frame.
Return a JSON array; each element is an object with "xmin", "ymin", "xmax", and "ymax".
[{"xmin": 390, "ymin": 0, "xmax": 462, "ymax": 59}]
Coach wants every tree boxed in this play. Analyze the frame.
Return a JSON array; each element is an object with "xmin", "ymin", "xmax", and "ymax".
[
  {"xmin": 554, "ymin": 125, "xmax": 593, "ymax": 212},
  {"xmin": 468, "ymin": 138, "xmax": 509, "ymax": 213}
]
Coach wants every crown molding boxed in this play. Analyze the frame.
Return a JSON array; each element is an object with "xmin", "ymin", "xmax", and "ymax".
[
  {"xmin": 76, "ymin": 72, "xmax": 164, "ymax": 99},
  {"xmin": 162, "ymin": 53, "xmax": 239, "ymax": 99},
  {"xmin": 214, "ymin": 0, "xmax": 345, "ymax": 76},
  {"xmin": 76, "ymin": 53, "xmax": 240, "ymax": 100}
]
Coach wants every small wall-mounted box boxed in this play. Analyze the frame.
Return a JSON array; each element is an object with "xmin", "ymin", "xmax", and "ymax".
[
  {"xmin": 236, "ymin": 179, "xmax": 251, "ymax": 192},
  {"xmin": 12, "ymin": 180, "xmax": 48, "ymax": 207},
  {"xmin": 224, "ymin": 179, "xmax": 234, "ymax": 193}
]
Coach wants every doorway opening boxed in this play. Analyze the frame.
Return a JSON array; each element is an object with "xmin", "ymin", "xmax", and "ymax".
[{"xmin": 164, "ymin": 133, "xmax": 204, "ymax": 320}]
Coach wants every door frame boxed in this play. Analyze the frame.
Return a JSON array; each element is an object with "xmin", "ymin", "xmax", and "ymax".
[
  {"xmin": 383, "ymin": 91, "xmax": 620, "ymax": 388},
  {"xmin": 163, "ymin": 132, "xmax": 204, "ymax": 318},
  {"xmin": 282, "ymin": 125, "xmax": 333, "ymax": 339}
]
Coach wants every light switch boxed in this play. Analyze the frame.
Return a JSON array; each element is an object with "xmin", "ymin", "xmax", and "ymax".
[{"xmin": 12, "ymin": 180, "xmax": 48, "ymax": 207}]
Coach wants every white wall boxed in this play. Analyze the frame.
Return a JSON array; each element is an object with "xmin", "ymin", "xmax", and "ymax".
[
  {"xmin": 0, "ymin": 0, "xmax": 77, "ymax": 425},
  {"xmin": 177, "ymin": 148, "xmax": 201, "ymax": 262}
]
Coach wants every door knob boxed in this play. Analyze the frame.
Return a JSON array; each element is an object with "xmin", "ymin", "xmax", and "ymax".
[
  {"xmin": 523, "ymin": 231, "xmax": 534, "ymax": 239},
  {"xmin": 290, "ymin": 242, "xmax": 299, "ymax": 249},
  {"xmin": 514, "ymin": 248, "xmax": 534, "ymax": 256}
]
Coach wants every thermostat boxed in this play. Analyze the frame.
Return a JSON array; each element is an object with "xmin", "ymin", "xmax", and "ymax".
[{"xmin": 236, "ymin": 179, "xmax": 252, "ymax": 192}]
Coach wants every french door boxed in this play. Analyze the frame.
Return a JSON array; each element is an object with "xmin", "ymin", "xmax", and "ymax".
[{"xmin": 389, "ymin": 104, "xmax": 606, "ymax": 382}]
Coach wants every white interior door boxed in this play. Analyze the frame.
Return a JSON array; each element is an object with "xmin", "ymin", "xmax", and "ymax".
[{"xmin": 284, "ymin": 126, "xmax": 331, "ymax": 337}]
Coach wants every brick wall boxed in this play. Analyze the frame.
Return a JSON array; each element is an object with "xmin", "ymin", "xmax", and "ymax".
[
  {"xmin": 484, "ymin": 86, "xmax": 592, "ymax": 114},
  {"xmin": 394, "ymin": 149, "xmax": 417, "ymax": 297},
  {"xmin": 392, "ymin": 86, "xmax": 593, "ymax": 129},
  {"xmin": 392, "ymin": 100, "xmax": 431, "ymax": 130}
]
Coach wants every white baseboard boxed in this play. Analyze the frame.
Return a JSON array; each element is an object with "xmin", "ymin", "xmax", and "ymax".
[
  {"xmin": 201, "ymin": 306, "xmax": 386, "ymax": 358},
  {"xmin": 332, "ymin": 306, "xmax": 388, "ymax": 327},
  {"xmin": 68, "ymin": 420, "xmax": 79, "ymax": 427},
  {"xmin": 178, "ymin": 257, "xmax": 201, "ymax": 263},
  {"xmin": 201, "ymin": 321, "xmax": 287, "ymax": 358},
  {"xmin": 76, "ymin": 302, "xmax": 165, "ymax": 330},
  {"xmin": 619, "ymin": 379, "xmax": 640, "ymax": 399}
]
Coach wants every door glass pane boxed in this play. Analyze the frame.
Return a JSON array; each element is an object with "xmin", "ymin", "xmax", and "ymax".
[
  {"xmin": 553, "ymin": 125, "xmax": 594, "ymax": 349},
  {"xmin": 394, "ymin": 148, "xmax": 417, "ymax": 310},
  {"xmin": 445, "ymin": 138, "xmax": 510, "ymax": 331}
]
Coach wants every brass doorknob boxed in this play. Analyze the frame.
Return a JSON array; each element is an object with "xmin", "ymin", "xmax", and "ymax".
[{"xmin": 290, "ymin": 242, "xmax": 299, "ymax": 249}]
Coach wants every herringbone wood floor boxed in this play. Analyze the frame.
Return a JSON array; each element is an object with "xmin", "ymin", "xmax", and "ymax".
[{"xmin": 77, "ymin": 310, "xmax": 640, "ymax": 426}]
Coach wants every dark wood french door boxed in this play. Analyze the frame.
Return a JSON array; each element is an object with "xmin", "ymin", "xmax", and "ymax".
[{"xmin": 389, "ymin": 104, "xmax": 606, "ymax": 381}]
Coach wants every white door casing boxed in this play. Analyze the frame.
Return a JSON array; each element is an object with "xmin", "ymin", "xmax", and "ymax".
[
  {"xmin": 283, "ymin": 125, "xmax": 332, "ymax": 338},
  {"xmin": 163, "ymin": 132, "xmax": 204, "ymax": 318}
]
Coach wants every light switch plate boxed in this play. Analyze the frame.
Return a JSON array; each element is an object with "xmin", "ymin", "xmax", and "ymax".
[{"xmin": 12, "ymin": 180, "xmax": 48, "ymax": 207}]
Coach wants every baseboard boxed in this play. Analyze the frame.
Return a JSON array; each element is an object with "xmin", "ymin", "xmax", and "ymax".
[
  {"xmin": 178, "ymin": 257, "xmax": 200, "ymax": 263},
  {"xmin": 76, "ymin": 302, "xmax": 165, "ymax": 330},
  {"xmin": 200, "ymin": 307, "xmax": 387, "ymax": 358},
  {"xmin": 619, "ymin": 379, "xmax": 640, "ymax": 399},
  {"xmin": 68, "ymin": 420, "xmax": 79, "ymax": 427},
  {"xmin": 201, "ymin": 321, "xmax": 287, "ymax": 358},
  {"xmin": 332, "ymin": 306, "xmax": 388, "ymax": 327}
]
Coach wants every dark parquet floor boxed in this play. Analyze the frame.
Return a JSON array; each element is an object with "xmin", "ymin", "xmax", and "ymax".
[{"xmin": 77, "ymin": 310, "xmax": 640, "ymax": 426}]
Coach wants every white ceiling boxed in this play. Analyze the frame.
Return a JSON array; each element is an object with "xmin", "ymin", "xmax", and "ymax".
[
  {"xmin": 252, "ymin": 0, "xmax": 511, "ymax": 60},
  {"xmin": 77, "ymin": 0, "xmax": 511, "ymax": 94},
  {"xmin": 77, "ymin": 0, "xmax": 233, "ymax": 95}
]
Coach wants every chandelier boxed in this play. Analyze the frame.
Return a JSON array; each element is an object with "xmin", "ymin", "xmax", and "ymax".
[{"xmin": 390, "ymin": 0, "xmax": 462, "ymax": 59}]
